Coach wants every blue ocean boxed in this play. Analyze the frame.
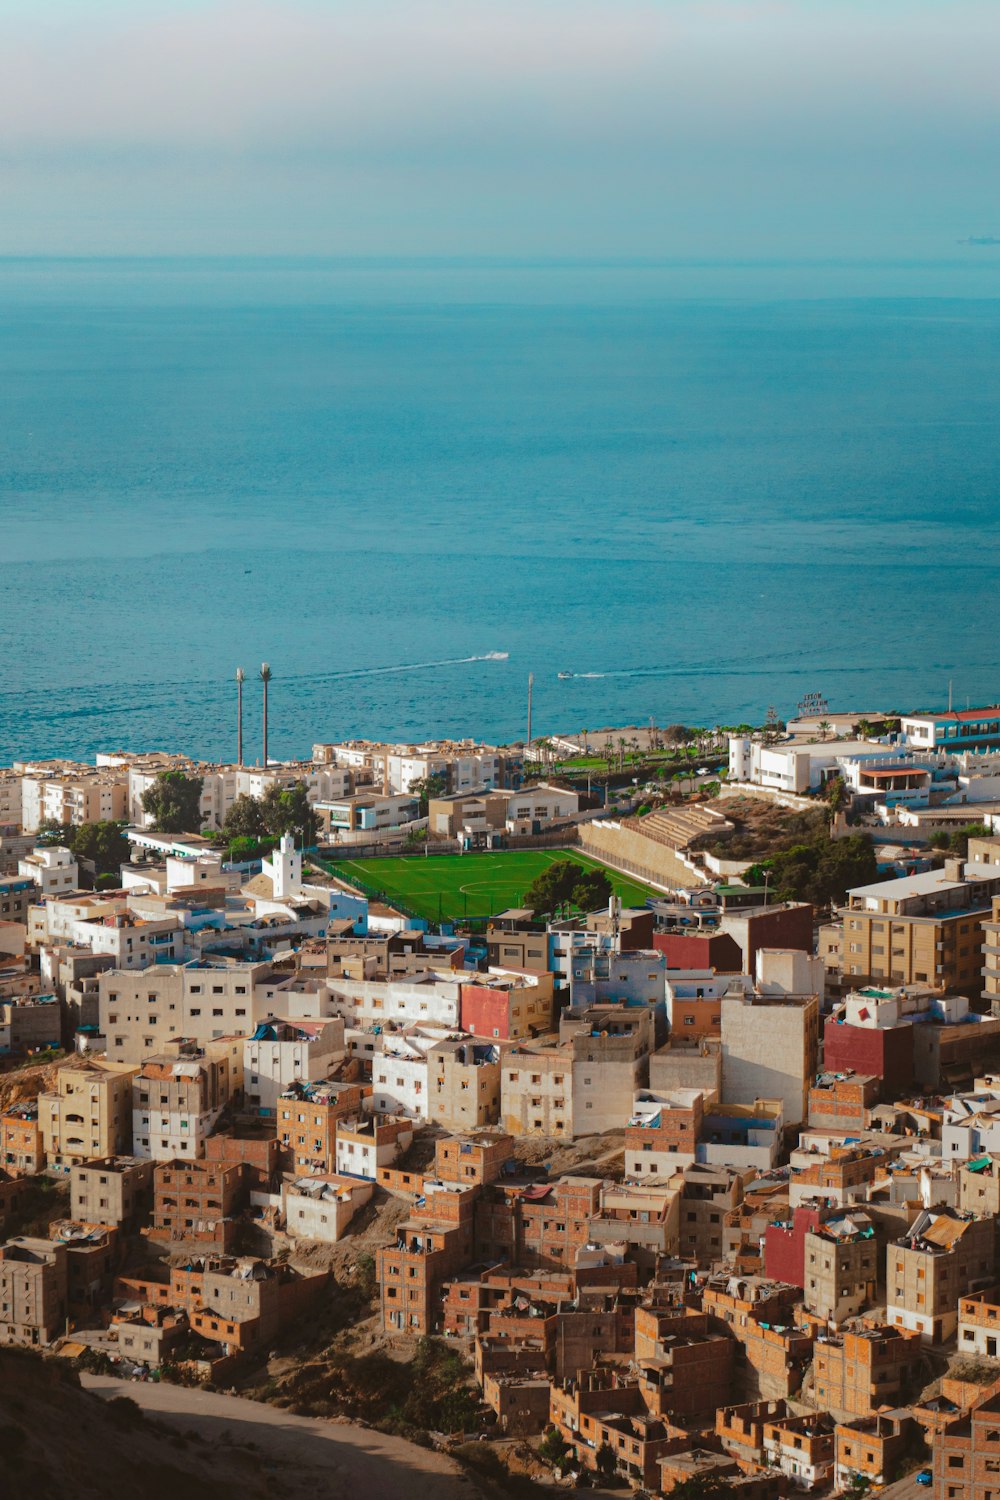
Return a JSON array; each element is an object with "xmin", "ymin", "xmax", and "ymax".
[{"xmin": 1, "ymin": 256, "xmax": 999, "ymax": 765}]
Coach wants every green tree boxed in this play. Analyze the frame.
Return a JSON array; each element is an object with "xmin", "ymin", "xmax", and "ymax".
[
  {"xmin": 408, "ymin": 772, "xmax": 448, "ymax": 814},
  {"xmin": 768, "ymin": 833, "xmax": 877, "ymax": 907},
  {"xmin": 928, "ymin": 830, "xmax": 951, "ymax": 850},
  {"xmin": 223, "ymin": 793, "xmax": 266, "ymax": 841},
  {"xmin": 949, "ymin": 821, "xmax": 990, "ymax": 857},
  {"xmin": 68, "ymin": 820, "xmax": 130, "ymax": 877},
  {"xmin": 538, "ymin": 1427, "xmax": 570, "ymax": 1468},
  {"xmin": 824, "ymin": 774, "xmax": 849, "ymax": 826},
  {"xmin": 141, "ymin": 771, "xmax": 205, "ymax": 834},
  {"xmin": 523, "ymin": 859, "xmax": 612, "ymax": 917},
  {"xmin": 595, "ymin": 1441, "xmax": 618, "ymax": 1478},
  {"xmin": 666, "ymin": 1476, "xmax": 738, "ymax": 1500},
  {"xmin": 855, "ymin": 718, "xmax": 873, "ymax": 740},
  {"xmin": 260, "ymin": 781, "xmax": 318, "ymax": 845}
]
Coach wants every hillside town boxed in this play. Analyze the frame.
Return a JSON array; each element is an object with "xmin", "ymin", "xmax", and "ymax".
[{"xmin": 8, "ymin": 704, "xmax": 1000, "ymax": 1497}]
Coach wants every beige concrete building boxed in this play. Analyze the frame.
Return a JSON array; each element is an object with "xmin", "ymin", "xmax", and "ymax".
[
  {"xmin": 39, "ymin": 1056, "xmax": 138, "ymax": 1169},
  {"xmin": 804, "ymin": 1215, "xmax": 878, "ymax": 1327},
  {"xmin": 560, "ymin": 1005, "xmax": 654, "ymax": 1134},
  {"xmin": 886, "ymin": 1207, "xmax": 995, "ymax": 1342},
  {"xmin": 427, "ymin": 1036, "xmax": 503, "ymax": 1130},
  {"xmin": 501, "ymin": 1042, "xmax": 574, "ymax": 1137},
  {"xmin": 958, "ymin": 1291, "xmax": 1000, "ymax": 1360},
  {"xmin": 132, "ymin": 1037, "xmax": 244, "ymax": 1160},
  {"xmin": 500, "ymin": 1005, "xmax": 653, "ymax": 1138},
  {"xmin": 838, "ymin": 863, "xmax": 1000, "ymax": 994},
  {"xmin": 99, "ymin": 958, "xmax": 275, "ymax": 1064},
  {"xmin": 678, "ymin": 1162, "xmax": 745, "ymax": 1266},
  {"xmin": 485, "ymin": 910, "xmax": 550, "ymax": 976},
  {"xmin": 70, "ymin": 1156, "xmax": 154, "ymax": 1227},
  {"xmin": 0, "ymin": 1236, "xmax": 68, "ymax": 1345},
  {"xmin": 16, "ymin": 761, "xmax": 128, "ymax": 833},
  {"xmin": 959, "ymin": 1155, "xmax": 1000, "ymax": 1217},
  {"xmin": 720, "ymin": 991, "xmax": 819, "ymax": 1127},
  {"xmin": 981, "ymin": 896, "xmax": 1000, "ymax": 1012}
]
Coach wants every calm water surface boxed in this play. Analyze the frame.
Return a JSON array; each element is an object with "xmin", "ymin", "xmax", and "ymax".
[{"xmin": 1, "ymin": 257, "xmax": 999, "ymax": 762}]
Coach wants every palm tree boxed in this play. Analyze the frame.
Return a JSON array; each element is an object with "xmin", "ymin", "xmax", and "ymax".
[
  {"xmin": 818, "ymin": 719, "xmax": 831, "ymax": 742},
  {"xmin": 617, "ymin": 736, "xmax": 627, "ymax": 773},
  {"xmin": 825, "ymin": 774, "xmax": 849, "ymax": 827}
]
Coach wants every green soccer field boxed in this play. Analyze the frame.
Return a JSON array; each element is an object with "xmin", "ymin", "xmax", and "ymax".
[{"xmin": 323, "ymin": 848, "xmax": 659, "ymax": 923}]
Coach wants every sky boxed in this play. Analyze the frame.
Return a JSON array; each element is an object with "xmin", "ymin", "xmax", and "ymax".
[{"xmin": 0, "ymin": 0, "xmax": 997, "ymax": 257}]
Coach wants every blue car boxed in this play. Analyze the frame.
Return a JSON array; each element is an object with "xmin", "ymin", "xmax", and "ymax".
[{"xmin": 916, "ymin": 1470, "xmax": 933, "ymax": 1487}]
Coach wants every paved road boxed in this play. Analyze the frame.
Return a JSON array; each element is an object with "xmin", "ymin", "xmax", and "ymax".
[{"xmin": 82, "ymin": 1374, "xmax": 480, "ymax": 1500}]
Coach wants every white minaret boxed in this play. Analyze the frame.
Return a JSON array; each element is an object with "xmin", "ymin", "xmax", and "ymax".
[{"xmin": 270, "ymin": 832, "xmax": 302, "ymax": 900}]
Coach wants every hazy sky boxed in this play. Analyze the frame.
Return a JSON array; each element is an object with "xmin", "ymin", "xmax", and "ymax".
[{"xmin": 0, "ymin": 0, "xmax": 996, "ymax": 256}]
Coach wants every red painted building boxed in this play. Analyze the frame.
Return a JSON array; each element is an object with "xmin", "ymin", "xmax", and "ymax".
[
  {"xmin": 723, "ymin": 902, "xmax": 815, "ymax": 976},
  {"xmin": 653, "ymin": 931, "xmax": 744, "ymax": 971},
  {"xmin": 823, "ymin": 1016, "xmax": 914, "ymax": 1096},
  {"xmin": 459, "ymin": 973, "xmax": 554, "ymax": 1041},
  {"xmin": 764, "ymin": 1205, "xmax": 824, "ymax": 1288}
]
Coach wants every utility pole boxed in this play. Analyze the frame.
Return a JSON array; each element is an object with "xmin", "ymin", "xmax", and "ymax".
[
  {"xmin": 260, "ymin": 662, "xmax": 272, "ymax": 766},
  {"xmin": 526, "ymin": 673, "xmax": 534, "ymax": 767},
  {"xmin": 235, "ymin": 666, "xmax": 245, "ymax": 767}
]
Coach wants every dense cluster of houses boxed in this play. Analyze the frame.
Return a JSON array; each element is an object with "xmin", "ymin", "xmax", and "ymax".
[{"xmin": 7, "ymin": 720, "xmax": 1000, "ymax": 1494}]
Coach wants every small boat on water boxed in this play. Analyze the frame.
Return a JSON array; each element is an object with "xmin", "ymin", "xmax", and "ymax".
[
  {"xmin": 558, "ymin": 671, "xmax": 574, "ymax": 679},
  {"xmin": 483, "ymin": 651, "xmax": 509, "ymax": 661}
]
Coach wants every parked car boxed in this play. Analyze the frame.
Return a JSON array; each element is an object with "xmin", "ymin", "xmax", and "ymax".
[{"xmin": 916, "ymin": 1470, "xmax": 933, "ymax": 1487}]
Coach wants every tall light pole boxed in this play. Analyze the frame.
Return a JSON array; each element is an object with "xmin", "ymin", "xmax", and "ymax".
[
  {"xmin": 526, "ymin": 673, "xmax": 534, "ymax": 769},
  {"xmin": 260, "ymin": 662, "xmax": 272, "ymax": 767},
  {"xmin": 235, "ymin": 667, "xmax": 245, "ymax": 767}
]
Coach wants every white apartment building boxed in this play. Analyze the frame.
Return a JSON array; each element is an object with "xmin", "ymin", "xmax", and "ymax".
[
  {"xmin": 500, "ymin": 784, "xmax": 579, "ymax": 830},
  {"xmin": 282, "ymin": 1175, "xmax": 373, "ymax": 1243},
  {"xmin": 942, "ymin": 1090, "xmax": 1000, "ymax": 1161},
  {"xmin": 335, "ymin": 1115, "xmax": 414, "ymax": 1179},
  {"xmin": 312, "ymin": 739, "xmax": 509, "ymax": 796},
  {"xmin": 370, "ymin": 1027, "xmax": 455, "ymax": 1117},
  {"xmin": 70, "ymin": 913, "xmax": 185, "ymax": 970},
  {"xmin": 727, "ymin": 736, "xmax": 874, "ymax": 795},
  {"xmin": 29, "ymin": 893, "xmax": 127, "ymax": 946},
  {"xmin": 99, "ymin": 959, "xmax": 275, "ymax": 1064},
  {"xmin": 18, "ymin": 847, "xmax": 79, "ymax": 896},
  {"xmin": 323, "ymin": 973, "xmax": 463, "ymax": 1030},
  {"xmin": 243, "ymin": 1017, "xmax": 345, "ymax": 1115},
  {"xmin": 127, "ymin": 758, "xmax": 354, "ymax": 832}
]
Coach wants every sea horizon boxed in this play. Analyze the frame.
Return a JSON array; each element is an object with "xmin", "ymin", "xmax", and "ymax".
[{"xmin": 2, "ymin": 254, "xmax": 999, "ymax": 763}]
